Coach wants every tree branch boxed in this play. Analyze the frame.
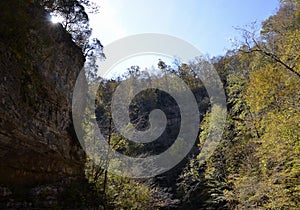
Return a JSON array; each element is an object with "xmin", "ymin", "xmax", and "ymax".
[{"xmin": 239, "ymin": 47, "xmax": 300, "ymax": 78}]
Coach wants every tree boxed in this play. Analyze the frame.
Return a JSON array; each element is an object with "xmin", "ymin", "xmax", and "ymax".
[
  {"xmin": 39, "ymin": 0, "xmax": 104, "ymax": 80},
  {"xmin": 237, "ymin": 0, "xmax": 300, "ymax": 78},
  {"xmin": 84, "ymin": 78, "xmax": 156, "ymax": 209},
  {"xmin": 221, "ymin": 1, "xmax": 300, "ymax": 208}
]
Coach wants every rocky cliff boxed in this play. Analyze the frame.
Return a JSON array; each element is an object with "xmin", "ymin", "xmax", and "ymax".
[{"xmin": 0, "ymin": 0, "xmax": 85, "ymax": 186}]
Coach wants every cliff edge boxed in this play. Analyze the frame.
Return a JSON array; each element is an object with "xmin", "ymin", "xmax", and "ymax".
[{"xmin": 0, "ymin": 0, "xmax": 86, "ymax": 186}]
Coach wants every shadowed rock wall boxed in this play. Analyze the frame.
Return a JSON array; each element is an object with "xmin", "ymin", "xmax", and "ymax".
[{"xmin": 0, "ymin": 0, "xmax": 85, "ymax": 186}]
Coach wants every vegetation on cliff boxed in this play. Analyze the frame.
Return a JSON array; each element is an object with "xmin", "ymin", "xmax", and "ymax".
[{"xmin": 0, "ymin": 0, "xmax": 299, "ymax": 209}]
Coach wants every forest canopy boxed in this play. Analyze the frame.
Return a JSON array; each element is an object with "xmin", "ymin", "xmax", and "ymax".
[
  {"xmin": 3, "ymin": 0, "xmax": 298, "ymax": 209},
  {"xmin": 67, "ymin": 0, "xmax": 300, "ymax": 209}
]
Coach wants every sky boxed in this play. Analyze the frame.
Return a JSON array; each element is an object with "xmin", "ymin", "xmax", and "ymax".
[
  {"xmin": 86, "ymin": 0, "xmax": 280, "ymax": 78},
  {"xmin": 89, "ymin": 0, "xmax": 279, "ymax": 57}
]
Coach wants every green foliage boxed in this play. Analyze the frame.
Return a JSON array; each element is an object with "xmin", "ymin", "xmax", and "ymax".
[
  {"xmin": 177, "ymin": 2, "xmax": 300, "ymax": 209},
  {"xmin": 221, "ymin": 1, "xmax": 300, "ymax": 209},
  {"xmin": 39, "ymin": 0, "xmax": 104, "ymax": 80},
  {"xmin": 40, "ymin": 0, "xmax": 92, "ymax": 47},
  {"xmin": 177, "ymin": 108, "xmax": 228, "ymax": 209},
  {"xmin": 82, "ymin": 78, "xmax": 156, "ymax": 209},
  {"xmin": 86, "ymin": 153, "xmax": 155, "ymax": 209},
  {"xmin": 69, "ymin": 1, "xmax": 300, "ymax": 207}
]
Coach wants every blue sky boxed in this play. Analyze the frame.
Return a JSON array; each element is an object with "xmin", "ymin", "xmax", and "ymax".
[{"xmin": 90, "ymin": 0, "xmax": 279, "ymax": 57}]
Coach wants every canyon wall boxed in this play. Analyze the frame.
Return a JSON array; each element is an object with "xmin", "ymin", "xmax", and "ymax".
[{"xmin": 0, "ymin": 0, "xmax": 86, "ymax": 186}]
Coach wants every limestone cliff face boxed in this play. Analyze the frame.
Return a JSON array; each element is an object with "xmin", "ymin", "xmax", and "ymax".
[{"xmin": 0, "ymin": 1, "xmax": 85, "ymax": 185}]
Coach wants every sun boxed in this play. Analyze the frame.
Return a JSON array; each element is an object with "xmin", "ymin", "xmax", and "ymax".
[{"xmin": 50, "ymin": 15, "xmax": 64, "ymax": 24}]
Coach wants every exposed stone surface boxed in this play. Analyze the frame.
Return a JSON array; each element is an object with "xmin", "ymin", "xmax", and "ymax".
[
  {"xmin": 0, "ymin": 177, "xmax": 102, "ymax": 209},
  {"xmin": 0, "ymin": 1, "xmax": 85, "ymax": 186}
]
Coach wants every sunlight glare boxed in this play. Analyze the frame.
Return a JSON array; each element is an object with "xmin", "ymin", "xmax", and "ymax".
[{"xmin": 51, "ymin": 15, "xmax": 64, "ymax": 24}]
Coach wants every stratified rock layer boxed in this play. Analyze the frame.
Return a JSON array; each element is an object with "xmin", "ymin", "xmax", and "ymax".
[{"xmin": 0, "ymin": 0, "xmax": 85, "ymax": 186}]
